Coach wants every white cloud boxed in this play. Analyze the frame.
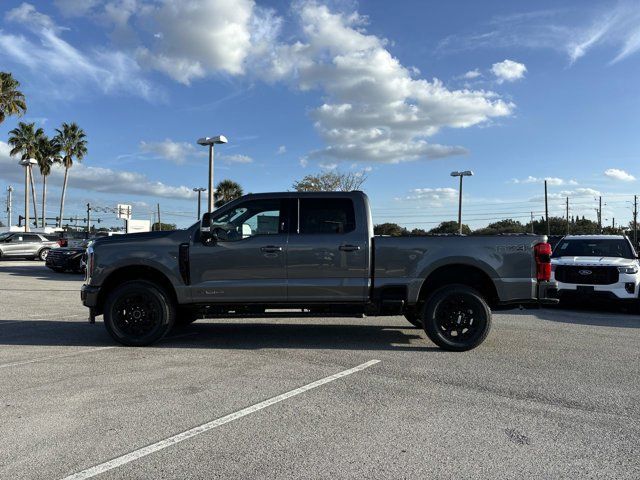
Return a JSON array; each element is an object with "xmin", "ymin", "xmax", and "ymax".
[
  {"xmin": 261, "ymin": 3, "xmax": 513, "ymax": 164},
  {"xmin": 604, "ymin": 168, "xmax": 635, "ymax": 182},
  {"xmin": 407, "ymin": 187, "xmax": 458, "ymax": 200},
  {"xmin": 299, "ymin": 157, "xmax": 308, "ymax": 167},
  {"xmin": 276, "ymin": 145, "xmax": 287, "ymax": 154},
  {"xmin": 139, "ymin": 139, "xmax": 198, "ymax": 165},
  {"xmin": 531, "ymin": 187, "xmax": 600, "ymax": 201},
  {"xmin": 0, "ymin": 141, "xmax": 195, "ymax": 200},
  {"xmin": 462, "ymin": 69, "xmax": 481, "ymax": 79},
  {"xmin": 491, "ymin": 59, "xmax": 527, "ymax": 83},
  {"xmin": 319, "ymin": 162, "xmax": 338, "ymax": 170},
  {"xmin": 510, "ymin": 176, "xmax": 577, "ymax": 186},
  {"xmin": 221, "ymin": 154, "xmax": 253, "ymax": 164},
  {"xmin": 134, "ymin": 0, "xmax": 268, "ymax": 84},
  {"xmin": 1, "ymin": 3, "xmax": 160, "ymax": 101},
  {"xmin": 438, "ymin": 4, "xmax": 640, "ymax": 66},
  {"xmin": 54, "ymin": 0, "xmax": 102, "ymax": 17}
]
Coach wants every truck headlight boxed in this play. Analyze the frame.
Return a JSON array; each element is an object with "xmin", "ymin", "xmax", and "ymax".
[{"xmin": 617, "ymin": 266, "xmax": 638, "ymax": 274}]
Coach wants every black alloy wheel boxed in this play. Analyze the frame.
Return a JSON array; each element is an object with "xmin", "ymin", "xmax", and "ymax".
[{"xmin": 422, "ymin": 284, "xmax": 491, "ymax": 351}]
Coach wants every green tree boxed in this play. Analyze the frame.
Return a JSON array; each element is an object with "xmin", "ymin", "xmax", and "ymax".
[
  {"xmin": 215, "ymin": 179, "xmax": 243, "ymax": 207},
  {"xmin": 474, "ymin": 219, "xmax": 526, "ymax": 235},
  {"xmin": 0, "ymin": 72, "xmax": 27, "ymax": 124},
  {"xmin": 374, "ymin": 223, "xmax": 408, "ymax": 236},
  {"xmin": 35, "ymin": 135, "xmax": 61, "ymax": 227},
  {"xmin": 152, "ymin": 222, "xmax": 177, "ymax": 231},
  {"xmin": 54, "ymin": 122, "xmax": 87, "ymax": 227},
  {"xmin": 8, "ymin": 121, "xmax": 44, "ymax": 226},
  {"xmin": 429, "ymin": 221, "xmax": 471, "ymax": 235},
  {"xmin": 293, "ymin": 170, "xmax": 367, "ymax": 191}
]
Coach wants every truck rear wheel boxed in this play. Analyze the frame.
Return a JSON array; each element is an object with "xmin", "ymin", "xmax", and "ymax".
[
  {"xmin": 104, "ymin": 280, "xmax": 175, "ymax": 346},
  {"xmin": 422, "ymin": 284, "xmax": 491, "ymax": 352}
]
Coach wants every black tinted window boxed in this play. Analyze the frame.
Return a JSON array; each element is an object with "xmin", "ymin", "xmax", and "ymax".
[
  {"xmin": 23, "ymin": 234, "xmax": 41, "ymax": 242},
  {"xmin": 552, "ymin": 239, "xmax": 634, "ymax": 259},
  {"xmin": 299, "ymin": 198, "xmax": 355, "ymax": 234}
]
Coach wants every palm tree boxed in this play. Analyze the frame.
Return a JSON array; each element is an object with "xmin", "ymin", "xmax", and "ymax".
[
  {"xmin": 0, "ymin": 72, "xmax": 27, "ymax": 124},
  {"xmin": 36, "ymin": 135, "xmax": 61, "ymax": 227},
  {"xmin": 8, "ymin": 122, "xmax": 44, "ymax": 226},
  {"xmin": 54, "ymin": 122, "xmax": 87, "ymax": 226},
  {"xmin": 215, "ymin": 179, "xmax": 243, "ymax": 207}
]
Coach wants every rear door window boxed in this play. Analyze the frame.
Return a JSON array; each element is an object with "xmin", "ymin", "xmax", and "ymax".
[{"xmin": 298, "ymin": 198, "xmax": 356, "ymax": 234}]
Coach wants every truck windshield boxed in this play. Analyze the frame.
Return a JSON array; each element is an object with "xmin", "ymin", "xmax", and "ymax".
[{"xmin": 552, "ymin": 239, "xmax": 635, "ymax": 259}]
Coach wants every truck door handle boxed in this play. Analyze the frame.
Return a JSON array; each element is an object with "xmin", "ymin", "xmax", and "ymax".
[
  {"xmin": 339, "ymin": 244, "xmax": 361, "ymax": 252},
  {"xmin": 261, "ymin": 245, "xmax": 283, "ymax": 253}
]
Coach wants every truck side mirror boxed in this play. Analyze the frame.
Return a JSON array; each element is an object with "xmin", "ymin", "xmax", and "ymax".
[{"xmin": 200, "ymin": 212, "xmax": 217, "ymax": 245}]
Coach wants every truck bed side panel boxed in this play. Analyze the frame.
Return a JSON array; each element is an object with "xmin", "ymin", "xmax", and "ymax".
[{"xmin": 374, "ymin": 235, "xmax": 545, "ymax": 304}]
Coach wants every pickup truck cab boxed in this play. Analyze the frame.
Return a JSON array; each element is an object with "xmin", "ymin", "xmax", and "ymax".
[{"xmin": 82, "ymin": 191, "xmax": 556, "ymax": 351}]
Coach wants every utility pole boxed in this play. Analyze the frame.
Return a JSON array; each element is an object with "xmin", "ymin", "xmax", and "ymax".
[
  {"xmin": 193, "ymin": 187, "xmax": 205, "ymax": 220},
  {"xmin": 157, "ymin": 203, "xmax": 161, "ymax": 231},
  {"xmin": 631, "ymin": 195, "xmax": 638, "ymax": 243},
  {"xmin": 544, "ymin": 180, "xmax": 550, "ymax": 236},
  {"xmin": 598, "ymin": 196, "xmax": 602, "ymax": 233},
  {"xmin": 612, "ymin": 217, "xmax": 615, "ymax": 230},
  {"xmin": 530, "ymin": 211, "xmax": 534, "ymax": 234},
  {"xmin": 6, "ymin": 186, "xmax": 13, "ymax": 227},
  {"xmin": 566, "ymin": 197, "xmax": 570, "ymax": 235},
  {"xmin": 86, "ymin": 203, "xmax": 91, "ymax": 233}
]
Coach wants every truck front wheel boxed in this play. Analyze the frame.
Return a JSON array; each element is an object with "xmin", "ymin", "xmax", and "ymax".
[
  {"xmin": 422, "ymin": 284, "xmax": 491, "ymax": 352},
  {"xmin": 104, "ymin": 281, "xmax": 175, "ymax": 346}
]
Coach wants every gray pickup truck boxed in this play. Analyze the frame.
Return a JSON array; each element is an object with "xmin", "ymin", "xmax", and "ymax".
[{"xmin": 82, "ymin": 191, "xmax": 557, "ymax": 351}]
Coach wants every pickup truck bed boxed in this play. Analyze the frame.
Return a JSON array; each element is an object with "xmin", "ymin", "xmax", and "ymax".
[{"xmin": 82, "ymin": 191, "xmax": 557, "ymax": 351}]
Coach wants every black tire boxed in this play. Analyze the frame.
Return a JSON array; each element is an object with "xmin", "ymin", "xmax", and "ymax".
[
  {"xmin": 175, "ymin": 307, "xmax": 200, "ymax": 326},
  {"xmin": 404, "ymin": 310, "xmax": 422, "ymax": 328},
  {"xmin": 38, "ymin": 248, "xmax": 50, "ymax": 261},
  {"xmin": 422, "ymin": 284, "xmax": 491, "ymax": 352},
  {"xmin": 104, "ymin": 280, "xmax": 175, "ymax": 346}
]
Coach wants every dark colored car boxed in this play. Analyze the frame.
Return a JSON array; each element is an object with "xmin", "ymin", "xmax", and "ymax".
[{"xmin": 46, "ymin": 244, "xmax": 87, "ymax": 273}]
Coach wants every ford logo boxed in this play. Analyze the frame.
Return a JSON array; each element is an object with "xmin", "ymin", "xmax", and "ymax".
[{"xmin": 578, "ymin": 269, "xmax": 592, "ymax": 275}]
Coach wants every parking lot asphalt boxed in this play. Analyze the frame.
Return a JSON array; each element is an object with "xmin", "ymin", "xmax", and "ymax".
[{"xmin": 1, "ymin": 260, "xmax": 639, "ymax": 479}]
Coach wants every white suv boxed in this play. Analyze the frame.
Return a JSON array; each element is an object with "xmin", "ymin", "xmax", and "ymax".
[{"xmin": 551, "ymin": 235, "xmax": 640, "ymax": 303}]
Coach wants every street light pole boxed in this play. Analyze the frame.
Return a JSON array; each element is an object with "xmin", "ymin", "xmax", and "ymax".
[
  {"xmin": 197, "ymin": 135, "xmax": 228, "ymax": 214},
  {"xmin": 19, "ymin": 159, "xmax": 37, "ymax": 232},
  {"xmin": 193, "ymin": 187, "xmax": 206, "ymax": 220},
  {"xmin": 450, "ymin": 170, "xmax": 474, "ymax": 235}
]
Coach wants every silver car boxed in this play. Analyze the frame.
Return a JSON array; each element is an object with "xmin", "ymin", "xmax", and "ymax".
[{"xmin": 0, "ymin": 232, "xmax": 60, "ymax": 260}]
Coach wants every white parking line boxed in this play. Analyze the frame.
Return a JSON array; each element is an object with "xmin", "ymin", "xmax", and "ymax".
[
  {"xmin": 0, "ymin": 346, "xmax": 116, "ymax": 369},
  {"xmin": 0, "ymin": 333, "xmax": 197, "ymax": 369},
  {"xmin": 60, "ymin": 359, "xmax": 381, "ymax": 480}
]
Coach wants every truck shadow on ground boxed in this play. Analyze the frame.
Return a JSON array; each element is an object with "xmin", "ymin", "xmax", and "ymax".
[
  {"xmin": 533, "ymin": 305, "xmax": 640, "ymax": 328},
  {"xmin": 0, "ymin": 263, "xmax": 83, "ymax": 281},
  {"xmin": 0, "ymin": 320, "xmax": 441, "ymax": 351}
]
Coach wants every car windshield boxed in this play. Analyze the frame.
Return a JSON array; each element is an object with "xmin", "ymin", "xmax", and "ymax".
[
  {"xmin": 552, "ymin": 239, "xmax": 635, "ymax": 259},
  {"xmin": 0, "ymin": 232, "xmax": 12, "ymax": 241}
]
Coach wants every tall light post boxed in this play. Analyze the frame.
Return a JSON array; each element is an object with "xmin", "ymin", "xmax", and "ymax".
[
  {"xmin": 450, "ymin": 170, "xmax": 474, "ymax": 235},
  {"xmin": 193, "ymin": 187, "xmax": 206, "ymax": 220},
  {"xmin": 19, "ymin": 158, "xmax": 37, "ymax": 232},
  {"xmin": 197, "ymin": 135, "xmax": 228, "ymax": 214}
]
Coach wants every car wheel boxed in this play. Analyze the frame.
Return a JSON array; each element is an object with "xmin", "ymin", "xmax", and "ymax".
[
  {"xmin": 422, "ymin": 284, "xmax": 491, "ymax": 352},
  {"xmin": 38, "ymin": 248, "xmax": 50, "ymax": 261},
  {"xmin": 403, "ymin": 310, "xmax": 422, "ymax": 328},
  {"xmin": 104, "ymin": 280, "xmax": 175, "ymax": 346}
]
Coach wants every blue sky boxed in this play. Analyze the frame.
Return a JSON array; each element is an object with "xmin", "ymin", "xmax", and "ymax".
[{"xmin": 1, "ymin": 0, "xmax": 639, "ymax": 230}]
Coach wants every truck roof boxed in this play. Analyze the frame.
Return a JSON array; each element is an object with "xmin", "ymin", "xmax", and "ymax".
[
  {"xmin": 561, "ymin": 235, "xmax": 627, "ymax": 240},
  {"xmin": 240, "ymin": 191, "xmax": 367, "ymax": 199}
]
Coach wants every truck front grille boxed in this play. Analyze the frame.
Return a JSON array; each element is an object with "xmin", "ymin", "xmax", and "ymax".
[{"xmin": 555, "ymin": 265, "xmax": 619, "ymax": 285}]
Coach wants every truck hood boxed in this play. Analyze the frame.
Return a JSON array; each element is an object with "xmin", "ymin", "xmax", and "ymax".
[{"xmin": 552, "ymin": 256, "xmax": 638, "ymax": 267}]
